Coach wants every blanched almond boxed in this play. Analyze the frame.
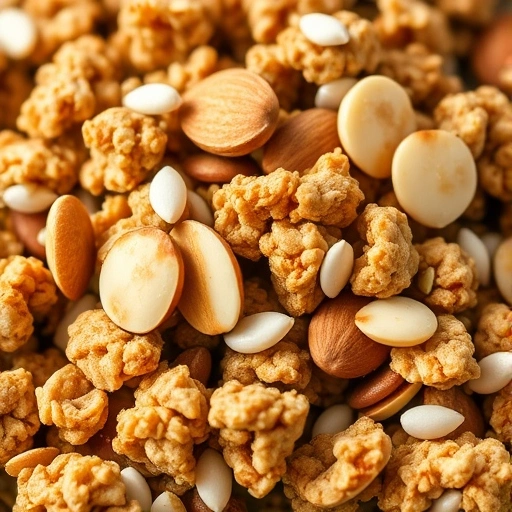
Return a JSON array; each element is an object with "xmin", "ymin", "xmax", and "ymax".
[
  {"xmin": 312, "ymin": 404, "xmax": 353, "ymax": 438},
  {"xmin": 400, "ymin": 405, "xmax": 465, "ymax": 440},
  {"xmin": 5, "ymin": 447, "xmax": 60, "ymax": 477},
  {"xmin": 149, "ymin": 165, "xmax": 188, "ymax": 224},
  {"xmin": 319, "ymin": 239, "xmax": 354, "ymax": 298},
  {"xmin": 467, "ymin": 352, "xmax": 512, "ymax": 394},
  {"xmin": 121, "ymin": 467, "xmax": 152, "ymax": 512},
  {"xmin": 195, "ymin": 449, "xmax": 232, "ymax": 512}
]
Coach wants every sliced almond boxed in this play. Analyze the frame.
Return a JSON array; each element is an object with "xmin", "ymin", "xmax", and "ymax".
[
  {"xmin": 99, "ymin": 227, "xmax": 184, "ymax": 334},
  {"xmin": 182, "ymin": 153, "xmax": 260, "ymax": 183},
  {"xmin": 494, "ymin": 236, "xmax": 512, "ymax": 306},
  {"xmin": 5, "ymin": 447, "xmax": 60, "ymax": 477},
  {"xmin": 171, "ymin": 220, "xmax": 243, "ymax": 335},
  {"xmin": 180, "ymin": 68, "xmax": 279, "ymax": 157},
  {"xmin": 46, "ymin": 195, "xmax": 96, "ymax": 300}
]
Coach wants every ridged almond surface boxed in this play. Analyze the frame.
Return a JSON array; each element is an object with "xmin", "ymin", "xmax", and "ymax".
[
  {"xmin": 262, "ymin": 108, "xmax": 341, "ymax": 173},
  {"xmin": 180, "ymin": 68, "xmax": 280, "ymax": 157}
]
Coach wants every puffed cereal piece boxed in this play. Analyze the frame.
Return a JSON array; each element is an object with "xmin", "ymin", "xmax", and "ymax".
[
  {"xmin": 12, "ymin": 348, "xmax": 68, "ymax": 388},
  {"xmin": 66, "ymin": 309, "xmax": 163, "ymax": 392},
  {"xmin": 208, "ymin": 380, "xmax": 309, "ymax": 498},
  {"xmin": 350, "ymin": 204, "xmax": 419, "ymax": 299},
  {"xmin": 414, "ymin": 237, "xmax": 478, "ymax": 315},
  {"xmin": 0, "ymin": 285, "xmax": 34, "ymax": 353},
  {"xmin": 473, "ymin": 303, "xmax": 512, "ymax": 359},
  {"xmin": 432, "ymin": 0, "xmax": 498, "ymax": 25},
  {"xmin": 243, "ymin": 276, "xmax": 285, "ymax": 315},
  {"xmin": 13, "ymin": 452, "xmax": 142, "ymax": 512},
  {"xmin": 0, "ymin": 230, "xmax": 23, "ymax": 258},
  {"xmin": 36, "ymin": 364, "xmax": 109, "ymax": 445},
  {"xmin": 377, "ymin": 43, "xmax": 462, "ymax": 111},
  {"xmin": 0, "ymin": 368, "xmax": 40, "ymax": 464},
  {"xmin": 81, "ymin": 107, "xmax": 167, "ymax": 194},
  {"xmin": 90, "ymin": 194, "xmax": 132, "ymax": 239},
  {"xmin": 489, "ymin": 381, "xmax": 512, "ymax": 444},
  {"xmin": 378, "ymin": 432, "xmax": 512, "ymax": 512},
  {"xmin": 112, "ymin": 364, "xmax": 210, "ymax": 485},
  {"xmin": 171, "ymin": 318, "xmax": 221, "ymax": 350},
  {"xmin": 259, "ymin": 220, "xmax": 340, "ymax": 316},
  {"xmin": 283, "ymin": 417, "xmax": 391, "ymax": 511},
  {"xmin": 277, "ymin": 10, "xmax": 381, "ymax": 84},
  {"xmin": 390, "ymin": 315, "xmax": 480, "ymax": 390}
]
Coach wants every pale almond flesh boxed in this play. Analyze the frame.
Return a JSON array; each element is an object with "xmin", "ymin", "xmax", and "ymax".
[
  {"xmin": 99, "ymin": 227, "xmax": 184, "ymax": 334},
  {"xmin": 400, "ymin": 405, "xmax": 465, "ymax": 440},
  {"xmin": 457, "ymin": 227, "xmax": 490, "ymax": 287},
  {"xmin": 467, "ymin": 352, "xmax": 512, "ymax": 394},
  {"xmin": 195, "ymin": 449, "xmax": 232, "ymax": 512},
  {"xmin": 46, "ymin": 195, "xmax": 96, "ymax": 301},
  {"xmin": 171, "ymin": 220, "xmax": 243, "ymax": 335},
  {"xmin": 120, "ymin": 467, "xmax": 153, "ymax": 512},
  {"xmin": 319, "ymin": 239, "xmax": 354, "ymax": 298},
  {"xmin": 312, "ymin": 404, "xmax": 354, "ymax": 438}
]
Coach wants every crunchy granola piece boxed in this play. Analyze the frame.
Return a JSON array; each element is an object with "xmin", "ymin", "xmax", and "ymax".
[
  {"xmin": 243, "ymin": 276, "xmax": 285, "ymax": 315},
  {"xmin": 112, "ymin": 364, "xmax": 210, "ymax": 485},
  {"xmin": 171, "ymin": 318, "xmax": 221, "ymax": 350},
  {"xmin": 12, "ymin": 348, "xmax": 68, "ymax": 388},
  {"xmin": 390, "ymin": 315, "xmax": 480, "ymax": 390},
  {"xmin": 246, "ymin": 44, "xmax": 302, "ymax": 111},
  {"xmin": 415, "ymin": 237, "xmax": 478, "ymax": 314},
  {"xmin": 91, "ymin": 194, "xmax": 132, "ymax": 240},
  {"xmin": 36, "ymin": 364, "xmax": 108, "ymax": 445},
  {"xmin": 489, "ymin": 381, "xmax": 512, "ymax": 444},
  {"xmin": 473, "ymin": 302, "xmax": 512, "ymax": 359},
  {"xmin": 377, "ymin": 43, "xmax": 462, "ymax": 111},
  {"xmin": 283, "ymin": 417, "xmax": 391, "ymax": 510},
  {"xmin": 0, "ymin": 285, "xmax": 34, "ymax": 353},
  {"xmin": 350, "ymin": 204, "xmax": 419, "ymax": 298},
  {"xmin": 117, "ymin": 0, "xmax": 218, "ymax": 72},
  {"xmin": 0, "ymin": 230, "xmax": 23, "ymax": 258},
  {"xmin": 213, "ymin": 170, "xmax": 301, "ymax": 261},
  {"xmin": 306, "ymin": 365, "xmax": 348, "ymax": 408},
  {"xmin": 432, "ymin": 0, "xmax": 498, "ymax": 25},
  {"xmin": 0, "ymin": 368, "xmax": 40, "ymax": 464},
  {"xmin": 0, "ymin": 133, "xmax": 81, "ymax": 194},
  {"xmin": 66, "ymin": 309, "xmax": 163, "ymax": 392},
  {"xmin": 379, "ymin": 432, "xmax": 512, "ymax": 512},
  {"xmin": 208, "ymin": 380, "xmax": 309, "ymax": 498},
  {"xmin": 260, "ymin": 220, "xmax": 340, "ymax": 316},
  {"xmin": 277, "ymin": 10, "xmax": 381, "ymax": 84},
  {"xmin": 81, "ymin": 107, "xmax": 167, "ymax": 195},
  {"xmin": 14, "ymin": 452, "xmax": 141, "ymax": 512}
]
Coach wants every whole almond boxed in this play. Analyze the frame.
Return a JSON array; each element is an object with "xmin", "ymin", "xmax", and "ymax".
[
  {"xmin": 10, "ymin": 210, "xmax": 47, "ymax": 260},
  {"xmin": 262, "ymin": 108, "xmax": 340, "ymax": 174},
  {"xmin": 172, "ymin": 347, "xmax": 212, "ymax": 386},
  {"xmin": 308, "ymin": 290, "xmax": 390, "ymax": 378},
  {"xmin": 182, "ymin": 153, "xmax": 260, "ymax": 183},
  {"xmin": 180, "ymin": 68, "xmax": 280, "ymax": 157}
]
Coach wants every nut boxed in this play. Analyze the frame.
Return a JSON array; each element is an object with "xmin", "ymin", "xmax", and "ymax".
[
  {"xmin": 182, "ymin": 153, "xmax": 260, "ymax": 183},
  {"xmin": 5, "ymin": 447, "xmax": 60, "ymax": 477},
  {"xmin": 172, "ymin": 347, "xmax": 212, "ymax": 386},
  {"xmin": 10, "ymin": 210, "xmax": 47, "ymax": 260}
]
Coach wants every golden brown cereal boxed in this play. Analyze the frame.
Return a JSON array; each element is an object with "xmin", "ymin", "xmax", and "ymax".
[{"xmin": 473, "ymin": 302, "xmax": 512, "ymax": 359}]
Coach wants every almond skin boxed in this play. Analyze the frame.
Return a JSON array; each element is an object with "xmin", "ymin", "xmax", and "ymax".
[
  {"xmin": 262, "ymin": 108, "xmax": 341, "ymax": 174},
  {"xmin": 180, "ymin": 68, "xmax": 280, "ymax": 157},
  {"xmin": 308, "ymin": 290, "xmax": 390, "ymax": 378},
  {"xmin": 10, "ymin": 210, "xmax": 46, "ymax": 260},
  {"xmin": 182, "ymin": 153, "xmax": 260, "ymax": 183},
  {"xmin": 172, "ymin": 347, "xmax": 212, "ymax": 386}
]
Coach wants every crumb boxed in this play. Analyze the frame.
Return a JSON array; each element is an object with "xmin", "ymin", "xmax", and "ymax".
[{"xmin": 12, "ymin": 348, "xmax": 68, "ymax": 388}]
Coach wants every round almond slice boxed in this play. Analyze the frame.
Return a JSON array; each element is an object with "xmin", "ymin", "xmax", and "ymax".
[
  {"xmin": 400, "ymin": 405, "xmax": 465, "ymax": 440},
  {"xmin": 224, "ymin": 312, "xmax": 294, "ymax": 354},
  {"xmin": 494, "ymin": 236, "xmax": 512, "ymax": 306},
  {"xmin": 355, "ymin": 296, "xmax": 438, "ymax": 347},
  {"xmin": 337, "ymin": 75, "xmax": 416, "ymax": 179},
  {"xmin": 99, "ymin": 227, "xmax": 184, "ymax": 334},
  {"xmin": 319, "ymin": 239, "xmax": 354, "ymax": 298},
  {"xmin": 457, "ymin": 227, "xmax": 490, "ymax": 287},
  {"xmin": 170, "ymin": 220, "xmax": 243, "ymax": 335},
  {"xmin": 46, "ymin": 195, "xmax": 96, "ymax": 301},
  {"xmin": 5, "ymin": 447, "xmax": 60, "ymax": 477},
  {"xmin": 467, "ymin": 352, "xmax": 512, "ymax": 394},
  {"xmin": 392, "ymin": 130, "xmax": 477, "ymax": 228}
]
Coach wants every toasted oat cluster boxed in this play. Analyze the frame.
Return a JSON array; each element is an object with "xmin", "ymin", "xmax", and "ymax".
[{"xmin": 0, "ymin": 0, "xmax": 511, "ymax": 510}]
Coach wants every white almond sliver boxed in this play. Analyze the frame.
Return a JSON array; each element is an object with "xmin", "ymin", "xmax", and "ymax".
[
  {"xmin": 196, "ymin": 449, "xmax": 232, "ymax": 512},
  {"xmin": 467, "ymin": 352, "xmax": 512, "ymax": 394},
  {"xmin": 299, "ymin": 13, "xmax": 350, "ymax": 46},
  {"xmin": 355, "ymin": 296, "xmax": 438, "ymax": 347},
  {"xmin": 151, "ymin": 492, "xmax": 186, "ymax": 512},
  {"xmin": 3, "ymin": 184, "xmax": 58, "ymax": 213},
  {"xmin": 457, "ymin": 228, "xmax": 490, "ymax": 287},
  {"xmin": 429, "ymin": 490, "xmax": 463, "ymax": 512},
  {"xmin": 121, "ymin": 467, "xmax": 152, "ymax": 512},
  {"xmin": 187, "ymin": 189, "xmax": 214, "ymax": 226},
  {"xmin": 312, "ymin": 404, "xmax": 353, "ymax": 438},
  {"xmin": 123, "ymin": 83, "xmax": 182, "ymax": 115},
  {"xmin": 400, "ymin": 405, "xmax": 464, "ymax": 440},
  {"xmin": 315, "ymin": 78, "xmax": 357, "ymax": 110},
  {"xmin": 494, "ymin": 237, "xmax": 512, "ymax": 306},
  {"xmin": 481, "ymin": 232, "xmax": 502, "ymax": 261},
  {"xmin": 320, "ymin": 239, "xmax": 354, "ymax": 298},
  {"xmin": 224, "ymin": 312, "xmax": 294, "ymax": 354},
  {"xmin": 0, "ymin": 8, "xmax": 37, "ymax": 59},
  {"xmin": 150, "ymin": 166, "xmax": 188, "ymax": 224}
]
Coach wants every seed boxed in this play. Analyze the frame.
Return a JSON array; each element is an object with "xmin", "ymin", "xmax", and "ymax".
[
  {"xmin": 338, "ymin": 75, "xmax": 416, "ymax": 178},
  {"xmin": 9, "ymin": 210, "xmax": 46, "ymax": 260},
  {"xmin": 494, "ymin": 237, "xmax": 512, "ymax": 306},
  {"xmin": 319, "ymin": 239, "xmax": 354, "ymax": 298},
  {"xmin": 467, "ymin": 352, "xmax": 512, "ymax": 394},
  {"xmin": 149, "ymin": 166, "xmax": 188, "ymax": 224},
  {"xmin": 151, "ymin": 492, "xmax": 186, "ymax": 512},
  {"xmin": 5, "ymin": 447, "xmax": 60, "ymax": 477},
  {"xmin": 400, "ymin": 405, "xmax": 465, "ymax": 440},
  {"xmin": 429, "ymin": 490, "xmax": 463, "ymax": 512},
  {"xmin": 355, "ymin": 296, "xmax": 438, "ymax": 347},
  {"xmin": 481, "ymin": 231, "xmax": 502, "ymax": 260},
  {"xmin": 457, "ymin": 227, "xmax": 490, "ymax": 287},
  {"xmin": 121, "ymin": 467, "xmax": 152, "ymax": 512},
  {"xmin": 224, "ymin": 312, "xmax": 294, "ymax": 354},
  {"xmin": 195, "ymin": 449, "xmax": 232, "ymax": 512},
  {"xmin": 3, "ymin": 184, "xmax": 57, "ymax": 214},
  {"xmin": 315, "ymin": 78, "xmax": 357, "ymax": 110},
  {"xmin": 312, "ymin": 404, "xmax": 353, "ymax": 438},
  {"xmin": 123, "ymin": 83, "xmax": 182, "ymax": 116},
  {"xmin": 0, "ymin": 8, "xmax": 37, "ymax": 59},
  {"xmin": 187, "ymin": 190, "xmax": 213, "ymax": 227},
  {"xmin": 417, "ymin": 266, "xmax": 435, "ymax": 295},
  {"xmin": 392, "ymin": 130, "xmax": 477, "ymax": 228},
  {"xmin": 299, "ymin": 13, "xmax": 350, "ymax": 46}
]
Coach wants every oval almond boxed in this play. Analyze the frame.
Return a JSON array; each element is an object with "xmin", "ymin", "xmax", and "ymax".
[
  {"xmin": 5, "ymin": 447, "xmax": 60, "ymax": 477},
  {"xmin": 467, "ymin": 352, "xmax": 512, "ymax": 394},
  {"xmin": 10, "ymin": 210, "xmax": 47, "ymax": 260},
  {"xmin": 182, "ymin": 153, "xmax": 260, "ymax": 183},
  {"xmin": 149, "ymin": 165, "xmax": 188, "ymax": 224},
  {"xmin": 46, "ymin": 195, "xmax": 96, "ymax": 300},
  {"xmin": 180, "ymin": 68, "xmax": 279, "ymax": 157},
  {"xmin": 494, "ymin": 236, "xmax": 512, "ymax": 306},
  {"xmin": 195, "ymin": 449, "xmax": 232, "ymax": 512},
  {"xmin": 400, "ymin": 405, "xmax": 465, "ymax": 440},
  {"xmin": 99, "ymin": 227, "xmax": 184, "ymax": 334},
  {"xmin": 319, "ymin": 239, "xmax": 354, "ymax": 298},
  {"xmin": 170, "ymin": 220, "xmax": 243, "ymax": 335},
  {"xmin": 355, "ymin": 296, "xmax": 438, "ymax": 347}
]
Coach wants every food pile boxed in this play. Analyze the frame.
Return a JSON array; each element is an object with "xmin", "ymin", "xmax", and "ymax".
[{"xmin": 0, "ymin": 0, "xmax": 511, "ymax": 511}]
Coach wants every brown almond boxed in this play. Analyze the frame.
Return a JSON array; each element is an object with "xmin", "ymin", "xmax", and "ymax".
[
  {"xmin": 5, "ymin": 447, "xmax": 60, "ymax": 477},
  {"xmin": 182, "ymin": 153, "xmax": 260, "ymax": 183},
  {"xmin": 180, "ymin": 68, "xmax": 280, "ymax": 157},
  {"xmin": 308, "ymin": 290, "xmax": 391, "ymax": 378},
  {"xmin": 181, "ymin": 489, "xmax": 247, "ymax": 512},
  {"xmin": 172, "ymin": 347, "xmax": 212, "ymax": 386},
  {"xmin": 10, "ymin": 210, "xmax": 47, "ymax": 260},
  {"xmin": 46, "ymin": 195, "xmax": 96, "ymax": 300},
  {"xmin": 262, "ymin": 108, "xmax": 341, "ymax": 174}
]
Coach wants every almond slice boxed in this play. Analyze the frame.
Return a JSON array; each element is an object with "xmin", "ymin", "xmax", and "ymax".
[
  {"xmin": 5, "ymin": 447, "xmax": 60, "ymax": 477},
  {"xmin": 46, "ymin": 195, "xmax": 96, "ymax": 300},
  {"xmin": 99, "ymin": 227, "xmax": 184, "ymax": 334},
  {"xmin": 171, "ymin": 220, "xmax": 243, "ymax": 335}
]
